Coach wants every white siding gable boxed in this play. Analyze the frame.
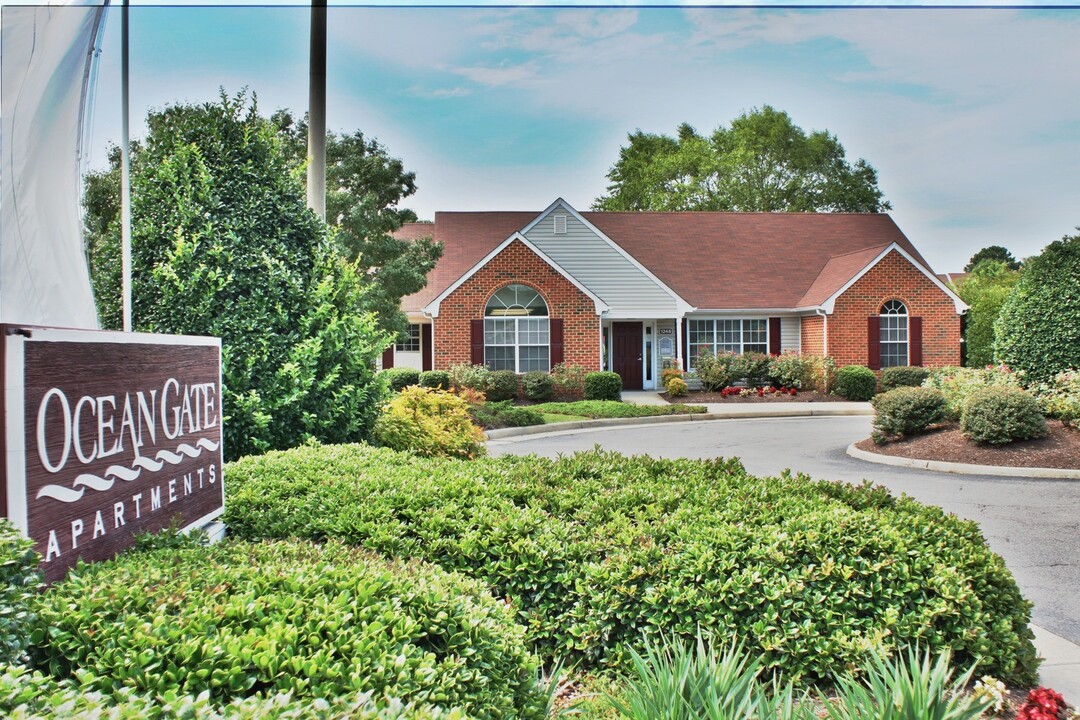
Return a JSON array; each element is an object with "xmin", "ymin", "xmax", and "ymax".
[{"xmin": 523, "ymin": 202, "xmax": 683, "ymax": 318}]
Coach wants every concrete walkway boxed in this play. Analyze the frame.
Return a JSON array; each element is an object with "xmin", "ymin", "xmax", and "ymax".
[{"xmin": 489, "ymin": 400, "xmax": 1080, "ymax": 699}]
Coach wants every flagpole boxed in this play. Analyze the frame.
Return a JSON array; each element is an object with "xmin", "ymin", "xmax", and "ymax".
[
  {"xmin": 120, "ymin": 0, "xmax": 132, "ymax": 331},
  {"xmin": 307, "ymin": 0, "xmax": 327, "ymax": 221}
]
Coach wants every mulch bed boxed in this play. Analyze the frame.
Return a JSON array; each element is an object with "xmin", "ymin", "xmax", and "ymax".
[{"xmin": 854, "ymin": 421, "xmax": 1080, "ymax": 470}]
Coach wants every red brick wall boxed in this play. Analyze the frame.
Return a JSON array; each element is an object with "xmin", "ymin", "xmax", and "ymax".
[
  {"xmin": 828, "ymin": 250, "xmax": 961, "ymax": 368},
  {"xmin": 434, "ymin": 239, "xmax": 601, "ymax": 371},
  {"xmin": 801, "ymin": 314, "xmax": 825, "ymax": 356}
]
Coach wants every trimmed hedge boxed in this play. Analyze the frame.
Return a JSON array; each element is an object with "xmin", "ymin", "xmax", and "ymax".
[
  {"xmin": 25, "ymin": 539, "xmax": 545, "ymax": 718},
  {"xmin": 961, "ymin": 387, "xmax": 1047, "ymax": 445},
  {"xmin": 529, "ymin": 400, "xmax": 705, "ymax": 419},
  {"xmin": 584, "ymin": 371, "xmax": 622, "ymax": 401},
  {"xmin": 880, "ymin": 366, "xmax": 930, "ymax": 392},
  {"xmin": 871, "ymin": 386, "xmax": 947, "ymax": 440},
  {"xmin": 486, "ymin": 370, "xmax": 519, "ymax": 402},
  {"xmin": 419, "ymin": 370, "xmax": 450, "ymax": 391},
  {"xmin": 521, "ymin": 372, "xmax": 554, "ymax": 402},
  {"xmin": 224, "ymin": 444, "xmax": 1038, "ymax": 686},
  {"xmin": 835, "ymin": 365, "xmax": 877, "ymax": 401},
  {"xmin": 0, "ymin": 664, "xmax": 470, "ymax": 719},
  {"xmin": 0, "ymin": 520, "xmax": 41, "ymax": 665},
  {"xmin": 470, "ymin": 401, "xmax": 543, "ymax": 429},
  {"xmin": 380, "ymin": 367, "xmax": 420, "ymax": 393}
]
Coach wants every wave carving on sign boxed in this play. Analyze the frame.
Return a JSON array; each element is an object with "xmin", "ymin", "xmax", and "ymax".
[{"xmin": 35, "ymin": 438, "xmax": 220, "ymax": 503}]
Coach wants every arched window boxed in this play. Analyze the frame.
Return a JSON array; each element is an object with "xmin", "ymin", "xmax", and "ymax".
[
  {"xmin": 484, "ymin": 284, "xmax": 550, "ymax": 372},
  {"xmin": 879, "ymin": 300, "xmax": 908, "ymax": 368}
]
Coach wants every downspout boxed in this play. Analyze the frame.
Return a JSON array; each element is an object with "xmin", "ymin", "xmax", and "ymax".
[{"xmin": 816, "ymin": 308, "xmax": 829, "ymax": 358}]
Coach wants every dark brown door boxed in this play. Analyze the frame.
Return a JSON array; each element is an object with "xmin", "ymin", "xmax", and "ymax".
[{"xmin": 612, "ymin": 322, "xmax": 643, "ymax": 390}]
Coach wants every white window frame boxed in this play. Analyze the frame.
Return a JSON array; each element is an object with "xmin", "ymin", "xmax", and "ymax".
[
  {"xmin": 687, "ymin": 318, "xmax": 769, "ymax": 371},
  {"xmin": 395, "ymin": 323, "xmax": 421, "ymax": 353},
  {"xmin": 484, "ymin": 285, "xmax": 550, "ymax": 373},
  {"xmin": 879, "ymin": 300, "xmax": 908, "ymax": 369}
]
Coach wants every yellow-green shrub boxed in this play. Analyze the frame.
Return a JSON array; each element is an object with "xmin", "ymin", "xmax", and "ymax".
[
  {"xmin": 664, "ymin": 376, "xmax": 688, "ymax": 397},
  {"xmin": 374, "ymin": 386, "xmax": 485, "ymax": 459}
]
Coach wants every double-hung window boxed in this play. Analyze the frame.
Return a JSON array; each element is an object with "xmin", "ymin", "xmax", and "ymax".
[
  {"xmin": 395, "ymin": 323, "xmax": 421, "ymax": 352},
  {"xmin": 484, "ymin": 285, "xmax": 550, "ymax": 373},
  {"xmin": 687, "ymin": 318, "xmax": 768, "ymax": 371},
  {"xmin": 879, "ymin": 300, "xmax": 908, "ymax": 368}
]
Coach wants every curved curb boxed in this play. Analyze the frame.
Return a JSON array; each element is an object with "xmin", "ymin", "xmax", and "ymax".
[
  {"xmin": 485, "ymin": 407, "xmax": 870, "ymax": 441},
  {"xmin": 846, "ymin": 443, "xmax": 1080, "ymax": 479}
]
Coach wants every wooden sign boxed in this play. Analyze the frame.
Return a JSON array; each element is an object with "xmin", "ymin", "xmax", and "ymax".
[{"xmin": 2, "ymin": 326, "xmax": 223, "ymax": 582}]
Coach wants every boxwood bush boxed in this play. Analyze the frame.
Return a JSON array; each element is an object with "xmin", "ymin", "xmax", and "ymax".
[
  {"xmin": 0, "ymin": 520, "xmax": 41, "ymax": 665},
  {"xmin": 960, "ymin": 386, "xmax": 1048, "ymax": 445},
  {"xmin": 419, "ymin": 370, "xmax": 450, "ymax": 391},
  {"xmin": 835, "ymin": 365, "xmax": 877, "ymax": 401},
  {"xmin": 0, "ymin": 664, "xmax": 471, "ymax": 719},
  {"xmin": 24, "ymin": 539, "xmax": 546, "ymax": 718},
  {"xmin": 486, "ymin": 370, "xmax": 520, "ymax": 402},
  {"xmin": 470, "ymin": 401, "xmax": 543, "ymax": 429},
  {"xmin": 379, "ymin": 367, "xmax": 420, "ymax": 393},
  {"xmin": 224, "ymin": 444, "xmax": 1038, "ymax": 686},
  {"xmin": 871, "ymin": 386, "xmax": 947, "ymax": 440},
  {"xmin": 584, "ymin": 371, "xmax": 622, "ymax": 401},
  {"xmin": 880, "ymin": 366, "xmax": 930, "ymax": 392},
  {"xmin": 521, "ymin": 371, "xmax": 554, "ymax": 402}
]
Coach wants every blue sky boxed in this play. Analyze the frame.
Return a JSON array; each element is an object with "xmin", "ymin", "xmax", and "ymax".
[{"xmin": 70, "ymin": 1, "xmax": 1080, "ymax": 272}]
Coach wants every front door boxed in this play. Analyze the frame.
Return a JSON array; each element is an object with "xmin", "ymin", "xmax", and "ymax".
[{"xmin": 612, "ymin": 322, "xmax": 643, "ymax": 390}]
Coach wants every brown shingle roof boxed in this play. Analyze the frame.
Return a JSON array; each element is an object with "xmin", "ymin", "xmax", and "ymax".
[{"xmin": 397, "ymin": 210, "xmax": 936, "ymax": 313}]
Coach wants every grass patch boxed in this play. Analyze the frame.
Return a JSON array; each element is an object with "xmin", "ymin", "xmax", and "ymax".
[{"xmin": 531, "ymin": 400, "xmax": 706, "ymax": 419}]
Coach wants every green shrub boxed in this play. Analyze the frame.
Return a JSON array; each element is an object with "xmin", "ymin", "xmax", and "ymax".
[
  {"xmin": 584, "ymin": 371, "xmax": 622, "ymax": 401},
  {"xmin": 225, "ymin": 444, "xmax": 1038, "ymax": 686},
  {"xmin": 418, "ymin": 370, "xmax": 450, "ymax": 391},
  {"xmin": 925, "ymin": 365, "xmax": 1022, "ymax": 421},
  {"xmin": 470, "ymin": 401, "xmax": 544, "ymax": 429},
  {"xmin": 804, "ymin": 355, "xmax": 838, "ymax": 394},
  {"xmin": 871, "ymin": 387, "xmax": 947, "ymax": 440},
  {"xmin": 380, "ymin": 367, "xmax": 420, "ymax": 392},
  {"xmin": 550, "ymin": 363, "xmax": 586, "ymax": 400},
  {"xmin": 374, "ymin": 386, "xmax": 486, "ymax": 459},
  {"xmin": 521, "ymin": 371, "xmax": 555, "ymax": 401},
  {"xmin": 880, "ymin": 366, "xmax": 930, "ymax": 392},
  {"xmin": 994, "ymin": 230, "xmax": 1080, "ymax": 384},
  {"xmin": 486, "ymin": 370, "xmax": 520, "ymax": 402},
  {"xmin": 730, "ymin": 352, "xmax": 772, "ymax": 386},
  {"xmin": 767, "ymin": 352, "xmax": 814, "ymax": 390},
  {"xmin": 0, "ymin": 662, "xmax": 470, "ymax": 719},
  {"xmin": 692, "ymin": 350, "xmax": 734, "ymax": 391},
  {"xmin": 960, "ymin": 387, "xmax": 1047, "ymax": 445},
  {"xmin": 447, "ymin": 363, "xmax": 490, "ymax": 393},
  {"xmin": 25, "ymin": 540, "xmax": 545, "ymax": 717},
  {"xmin": 0, "ymin": 520, "xmax": 41, "ymax": 665},
  {"xmin": 1028, "ymin": 369, "xmax": 1080, "ymax": 427},
  {"xmin": 664, "ymin": 376, "xmax": 688, "ymax": 397},
  {"xmin": 835, "ymin": 365, "xmax": 877, "ymax": 401}
]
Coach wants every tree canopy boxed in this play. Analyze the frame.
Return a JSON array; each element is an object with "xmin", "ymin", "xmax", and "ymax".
[
  {"xmin": 994, "ymin": 228, "xmax": 1080, "ymax": 383},
  {"xmin": 593, "ymin": 106, "xmax": 891, "ymax": 213},
  {"xmin": 89, "ymin": 91, "xmax": 389, "ymax": 459},
  {"xmin": 964, "ymin": 245, "xmax": 1020, "ymax": 273},
  {"xmin": 273, "ymin": 112, "xmax": 442, "ymax": 340},
  {"xmin": 956, "ymin": 260, "xmax": 1020, "ymax": 367}
]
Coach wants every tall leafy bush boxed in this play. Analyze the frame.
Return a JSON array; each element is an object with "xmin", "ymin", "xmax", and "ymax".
[
  {"xmin": 127, "ymin": 91, "xmax": 388, "ymax": 459},
  {"xmin": 956, "ymin": 260, "xmax": 1020, "ymax": 367},
  {"xmin": 995, "ymin": 230, "xmax": 1080, "ymax": 383}
]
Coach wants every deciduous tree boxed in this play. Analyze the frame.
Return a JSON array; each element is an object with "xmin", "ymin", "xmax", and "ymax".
[{"xmin": 594, "ymin": 106, "xmax": 890, "ymax": 213}]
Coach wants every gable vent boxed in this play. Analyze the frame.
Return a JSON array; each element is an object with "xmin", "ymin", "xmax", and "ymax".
[{"xmin": 553, "ymin": 214, "xmax": 567, "ymax": 235}]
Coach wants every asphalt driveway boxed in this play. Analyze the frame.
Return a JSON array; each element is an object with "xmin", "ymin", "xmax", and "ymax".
[{"xmin": 488, "ymin": 415, "xmax": 1080, "ymax": 647}]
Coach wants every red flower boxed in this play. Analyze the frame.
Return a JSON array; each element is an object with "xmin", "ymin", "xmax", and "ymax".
[{"xmin": 1016, "ymin": 687, "xmax": 1066, "ymax": 720}]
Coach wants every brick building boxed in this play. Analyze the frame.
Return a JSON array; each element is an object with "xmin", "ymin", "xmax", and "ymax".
[{"xmin": 387, "ymin": 199, "xmax": 966, "ymax": 390}]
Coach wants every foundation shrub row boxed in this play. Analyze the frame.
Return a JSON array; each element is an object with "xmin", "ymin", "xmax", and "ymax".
[
  {"xmin": 223, "ymin": 443, "xmax": 1039, "ymax": 687},
  {"xmin": 13, "ymin": 540, "xmax": 544, "ymax": 719}
]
